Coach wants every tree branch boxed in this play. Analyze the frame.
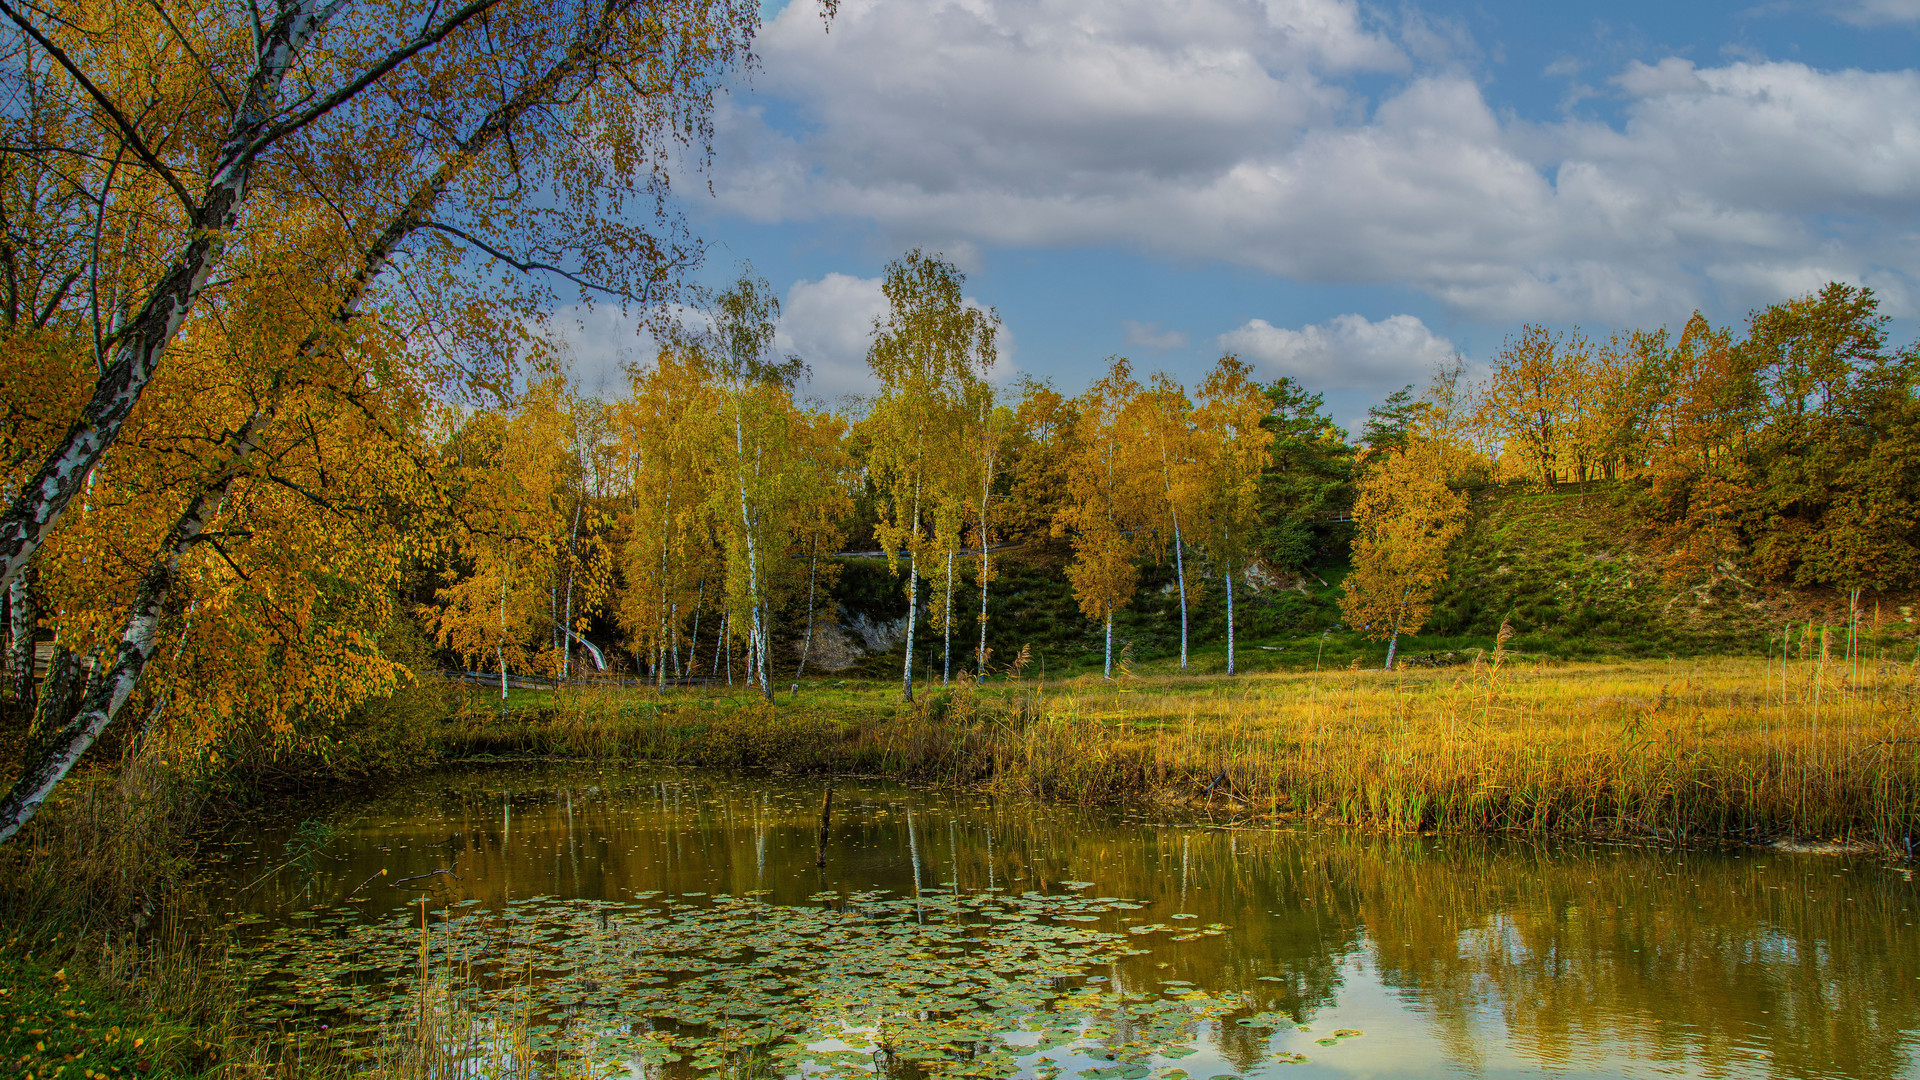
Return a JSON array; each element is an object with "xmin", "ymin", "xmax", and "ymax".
[
  {"xmin": 0, "ymin": 0, "xmax": 197, "ymax": 214},
  {"xmin": 244, "ymin": 0, "xmax": 501, "ymax": 158},
  {"xmin": 421, "ymin": 220, "xmax": 648, "ymax": 304}
]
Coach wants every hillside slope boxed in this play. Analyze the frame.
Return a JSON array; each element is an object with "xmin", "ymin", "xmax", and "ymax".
[{"xmin": 808, "ymin": 487, "xmax": 1912, "ymax": 678}]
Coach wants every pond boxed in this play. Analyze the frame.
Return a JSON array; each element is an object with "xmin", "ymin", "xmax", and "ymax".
[{"xmin": 205, "ymin": 763, "xmax": 1920, "ymax": 1079}]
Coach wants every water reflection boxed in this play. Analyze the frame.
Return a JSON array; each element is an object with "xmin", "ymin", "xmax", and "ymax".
[{"xmin": 209, "ymin": 764, "xmax": 1920, "ymax": 1079}]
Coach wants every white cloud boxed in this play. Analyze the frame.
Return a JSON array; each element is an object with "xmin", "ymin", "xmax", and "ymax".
[
  {"xmin": 549, "ymin": 305, "xmax": 651, "ymax": 398},
  {"xmin": 1218, "ymin": 313, "xmax": 1455, "ymax": 391},
  {"xmin": 1121, "ymin": 320, "xmax": 1189, "ymax": 352},
  {"xmin": 706, "ymin": 2, "xmax": 1920, "ymax": 324},
  {"xmin": 551, "ymin": 272, "xmax": 1013, "ymax": 406},
  {"xmin": 774, "ymin": 272, "xmax": 889, "ymax": 403},
  {"xmin": 1835, "ymin": 0, "xmax": 1920, "ymax": 25}
]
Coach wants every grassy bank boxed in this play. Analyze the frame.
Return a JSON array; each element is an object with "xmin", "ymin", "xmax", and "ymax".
[{"xmin": 452, "ymin": 649, "xmax": 1920, "ymax": 851}]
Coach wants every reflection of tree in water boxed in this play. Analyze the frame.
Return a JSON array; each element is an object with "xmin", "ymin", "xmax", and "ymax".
[
  {"xmin": 1325, "ymin": 837, "xmax": 1920, "ymax": 1080},
  {"xmin": 217, "ymin": 765, "xmax": 1920, "ymax": 1080}
]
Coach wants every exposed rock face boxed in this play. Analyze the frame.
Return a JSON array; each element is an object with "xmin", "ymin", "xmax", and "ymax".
[
  {"xmin": 846, "ymin": 612, "xmax": 910, "ymax": 652},
  {"xmin": 806, "ymin": 620, "xmax": 864, "ymax": 672}
]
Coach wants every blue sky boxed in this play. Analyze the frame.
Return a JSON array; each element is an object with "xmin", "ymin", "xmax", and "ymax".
[{"xmin": 563, "ymin": 0, "xmax": 1920, "ymax": 432}]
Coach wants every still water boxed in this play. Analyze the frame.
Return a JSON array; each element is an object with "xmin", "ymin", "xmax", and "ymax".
[{"xmin": 206, "ymin": 764, "xmax": 1920, "ymax": 1079}]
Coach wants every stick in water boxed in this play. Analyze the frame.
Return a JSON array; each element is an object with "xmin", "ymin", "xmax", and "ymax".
[{"xmin": 816, "ymin": 787, "xmax": 834, "ymax": 867}]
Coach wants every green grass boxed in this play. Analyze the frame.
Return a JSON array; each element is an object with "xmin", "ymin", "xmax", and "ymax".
[{"xmin": 0, "ymin": 947, "xmax": 201, "ymax": 1080}]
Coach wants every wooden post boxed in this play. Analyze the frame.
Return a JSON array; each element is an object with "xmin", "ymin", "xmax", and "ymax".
[{"xmin": 815, "ymin": 787, "xmax": 834, "ymax": 867}]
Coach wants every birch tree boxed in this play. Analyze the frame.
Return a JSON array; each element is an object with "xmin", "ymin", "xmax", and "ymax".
[
  {"xmin": 1055, "ymin": 359, "xmax": 1148, "ymax": 680},
  {"xmin": 1190, "ymin": 357, "xmax": 1271, "ymax": 675},
  {"xmin": 1340, "ymin": 431, "xmax": 1468, "ymax": 670},
  {"xmin": 695, "ymin": 273, "xmax": 804, "ymax": 701},
  {"xmin": 0, "ymin": 0, "xmax": 766, "ymax": 593},
  {"xmin": 970, "ymin": 387, "xmax": 1012, "ymax": 682},
  {"xmin": 1128, "ymin": 372, "xmax": 1200, "ymax": 671},
  {"xmin": 611, "ymin": 345, "xmax": 716, "ymax": 685},
  {"xmin": 864, "ymin": 251, "xmax": 997, "ymax": 702},
  {"xmin": 0, "ymin": 0, "xmax": 772, "ymax": 842}
]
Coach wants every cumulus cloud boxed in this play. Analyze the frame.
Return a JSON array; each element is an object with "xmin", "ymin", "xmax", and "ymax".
[
  {"xmin": 1121, "ymin": 320, "xmax": 1189, "ymax": 352},
  {"xmin": 1218, "ymin": 313, "xmax": 1456, "ymax": 391},
  {"xmin": 775, "ymin": 273, "xmax": 890, "ymax": 403},
  {"xmin": 557, "ymin": 271, "xmax": 1012, "ymax": 406},
  {"xmin": 705, "ymin": 0, "xmax": 1920, "ymax": 325}
]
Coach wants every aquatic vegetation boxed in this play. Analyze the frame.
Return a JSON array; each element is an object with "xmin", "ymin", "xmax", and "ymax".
[{"xmin": 225, "ymin": 886, "xmax": 1250, "ymax": 1079}]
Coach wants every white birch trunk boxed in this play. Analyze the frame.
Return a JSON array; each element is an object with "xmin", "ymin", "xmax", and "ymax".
[
  {"xmin": 902, "ymin": 489, "xmax": 922, "ymax": 703},
  {"xmin": 0, "ymin": 407, "xmax": 265, "ymax": 841},
  {"xmin": 735, "ymin": 406, "xmax": 772, "ymax": 701},
  {"xmin": 903, "ymin": 552, "xmax": 919, "ymax": 702},
  {"xmin": 1225, "ymin": 568, "xmax": 1236, "ymax": 676},
  {"xmin": 1172, "ymin": 518, "xmax": 1187, "ymax": 671},
  {"xmin": 7, "ymin": 571, "xmax": 34, "ymax": 717},
  {"xmin": 976, "ymin": 448, "xmax": 994, "ymax": 684},
  {"xmin": 0, "ymin": 0, "xmax": 342, "ymax": 592},
  {"xmin": 793, "ymin": 535, "xmax": 819, "ymax": 694},
  {"xmin": 942, "ymin": 548, "xmax": 953, "ymax": 687},
  {"xmin": 1103, "ymin": 612, "xmax": 1113, "ymax": 681}
]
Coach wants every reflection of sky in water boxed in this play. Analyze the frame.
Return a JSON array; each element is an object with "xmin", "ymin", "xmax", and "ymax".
[{"xmin": 204, "ymin": 764, "xmax": 1920, "ymax": 1080}]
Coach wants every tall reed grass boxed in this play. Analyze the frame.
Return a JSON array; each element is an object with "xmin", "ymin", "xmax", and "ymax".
[{"xmin": 494, "ymin": 651, "xmax": 1919, "ymax": 850}]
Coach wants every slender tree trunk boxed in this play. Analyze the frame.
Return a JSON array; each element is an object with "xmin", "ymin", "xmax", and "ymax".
[
  {"xmin": 1104, "ymin": 611, "xmax": 1114, "ymax": 681},
  {"xmin": 0, "ymin": 446, "xmax": 248, "ymax": 842},
  {"xmin": 734, "ymin": 406, "xmax": 772, "ymax": 702},
  {"xmin": 656, "ymin": 480, "xmax": 673, "ymax": 690},
  {"xmin": 758, "ymin": 600, "xmax": 772, "ymax": 700},
  {"xmin": 498, "ymin": 573, "xmax": 509, "ymax": 717},
  {"xmin": 793, "ymin": 534, "xmax": 819, "ymax": 695},
  {"xmin": 689, "ymin": 580, "xmax": 704, "ymax": 682},
  {"xmin": 942, "ymin": 548, "xmax": 954, "ymax": 687},
  {"xmin": 902, "ymin": 489, "xmax": 922, "ymax": 704},
  {"xmin": 976, "ymin": 524, "xmax": 991, "ymax": 685},
  {"xmin": 903, "ymin": 551, "xmax": 919, "ymax": 702},
  {"xmin": 560, "ymin": 498, "xmax": 583, "ymax": 681},
  {"xmin": 1385, "ymin": 587, "xmax": 1410, "ymax": 671},
  {"xmin": 7, "ymin": 571, "xmax": 35, "ymax": 720},
  {"xmin": 1225, "ymin": 568, "xmax": 1236, "ymax": 676},
  {"xmin": 975, "ymin": 412, "xmax": 998, "ymax": 684},
  {"xmin": 1172, "ymin": 519, "xmax": 1188, "ymax": 671}
]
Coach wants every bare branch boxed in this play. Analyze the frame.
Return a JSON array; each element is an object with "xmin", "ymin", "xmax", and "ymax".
[
  {"xmin": 0, "ymin": 0, "xmax": 197, "ymax": 214},
  {"xmin": 145, "ymin": 0, "xmax": 237, "ymax": 116},
  {"xmin": 32, "ymin": 268, "xmax": 77, "ymax": 327},
  {"xmin": 244, "ymin": 0, "xmax": 501, "ymax": 158},
  {"xmin": 421, "ymin": 220, "xmax": 648, "ymax": 304}
]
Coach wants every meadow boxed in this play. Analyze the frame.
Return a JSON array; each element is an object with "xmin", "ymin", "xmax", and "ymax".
[{"xmin": 448, "ymin": 636, "xmax": 1920, "ymax": 852}]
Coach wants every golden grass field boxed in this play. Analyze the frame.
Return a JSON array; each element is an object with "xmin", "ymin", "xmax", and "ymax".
[{"xmin": 452, "ymin": 641, "xmax": 1920, "ymax": 852}]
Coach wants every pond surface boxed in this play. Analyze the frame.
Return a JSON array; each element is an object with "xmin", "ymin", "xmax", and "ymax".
[{"xmin": 205, "ymin": 764, "xmax": 1920, "ymax": 1080}]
